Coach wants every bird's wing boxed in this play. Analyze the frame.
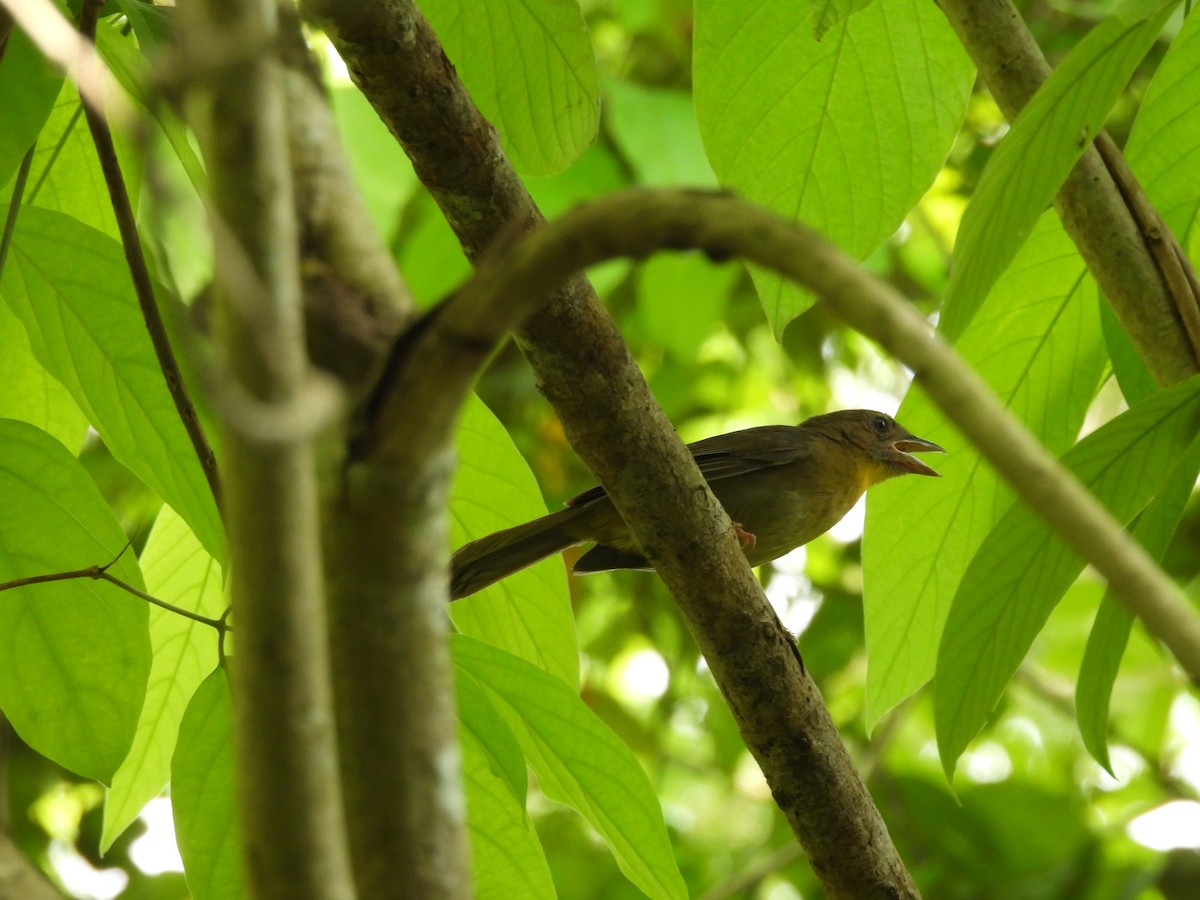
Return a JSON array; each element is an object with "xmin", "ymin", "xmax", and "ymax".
[
  {"xmin": 566, "ymin": 426, "xmax": 809, "ymax": 507},
  {"xmin": 689, "ymin": 425, "xmax": 813, "ymax": 480}
]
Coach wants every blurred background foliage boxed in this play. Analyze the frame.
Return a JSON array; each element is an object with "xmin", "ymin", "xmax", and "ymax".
[{"xmin": 6, "ymin": 0, "xmax": 1200, "ymax": 897}]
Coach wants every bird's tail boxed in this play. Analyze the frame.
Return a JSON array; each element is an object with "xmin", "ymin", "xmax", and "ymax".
[{"xmin": 450, "ymin": 508, "xmax": 582, "ymax": 600}]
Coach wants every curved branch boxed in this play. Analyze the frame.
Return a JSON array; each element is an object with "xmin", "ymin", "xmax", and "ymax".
[{"xmin": 410, "ymin": 187, "xmax": 1200, "ymax": 692}]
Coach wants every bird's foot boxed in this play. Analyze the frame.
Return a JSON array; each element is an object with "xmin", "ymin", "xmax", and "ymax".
[{"xmin": 731, "ymin": 521, "xmax": 757, "ymax": 549}]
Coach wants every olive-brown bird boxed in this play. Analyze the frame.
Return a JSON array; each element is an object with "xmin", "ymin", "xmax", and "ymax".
[{"xmin": 450, "ymin": 409, "xmax": 943, "ymax": 599}]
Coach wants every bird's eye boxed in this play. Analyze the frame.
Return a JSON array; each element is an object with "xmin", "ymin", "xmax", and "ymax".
[{"xmin": 871, "ymin": 415, "xmax": 889, "ymax": 433}]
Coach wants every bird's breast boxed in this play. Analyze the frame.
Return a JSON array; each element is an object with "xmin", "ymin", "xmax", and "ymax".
[{"xmin": 710, "ymin": 464, "xmax": 865, "ymax": 566}]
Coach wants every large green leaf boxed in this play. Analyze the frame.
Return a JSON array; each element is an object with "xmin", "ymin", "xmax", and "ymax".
[
  {"xmin": 1075, "ymin": 435, "xmax": 1200, "ymax": 772},
  {"xmin": 0, "ymin": 300, "xmax": 88, "ymax": 449},
  {"xmin": 0, "ymin": 418, "xmax": 150, "ymax": 783},
  {"xmin": 450, "ymin": 394, "xmax": 579, "ymax": 689},
  {"xmin": 452, "ymin": 635, "xmax": 687, "ymax": 900},
  {"xmin": 637, "ymin": 252, "xmax": 739, "ymax": 362},
  {"xmin": 0, "ymin": 10, "xmax": 64, "ymax": 186},
  {"xmin": 0, "ymin": 204, "xmax": 225, "ymax": 563},
  {"xmin": 8, "ymin": 90, "xmax": 118, "ymax": 238},
  {"xmin": 102, "ymin": 504, "xmax": 224, "ymax": 852},
  {"xmin": 173, "ymin": 669, "xmax": 245, "ymax": 900},
  {"xmin": 693, "ymin": 0, "xmax": 972, "ymax": 334},
  {"xmin": 1100, "ymin": 297, "xmax": 1158, "ymax": 406},
  {"xmin": 862, "ymin": 212, "xmax": 1105, "ymax": 727},
  {"xmin": 940, "ymin": 4, "xmax": 1175, "ymax": 339},
  {"xmin": 458, "ymin": 670, "xmax": 555, "ymax": 899},
  {"xmin": 935, "ymin": 374, "xmax": 1200, "ymax": 777},
  {"xmin": 604, "ymin": 79, "xmax": 717, "ymax": 188},
  {"xmin": 418, "ymin": 0, "xmax": 599, "ymax": 176}
]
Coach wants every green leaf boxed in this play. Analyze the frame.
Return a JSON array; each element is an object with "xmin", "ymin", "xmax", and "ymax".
[
  {"xmin": 450, "ymin": 394, "xmax": 579, "ymax": 690},
  {"xmin": 0, "ymin": 204, "xmax": 226, "ymax": 564},
  {"xmin": 812, "ymin": 0, "xmax": 877, "ymax": 39},
  {"xmin": 10, "ymin": 91, "xmax": 118, "ymax": 238},
  {"xmin": 418, "ymin": 0, "xmax": 599, "ymax": 176},
  {"xmin": 604, "ymin": 79, "xmax": 717, "ymax": 187},
  {"xmin": 458, "ymin": 670, "xmax": 555, "ymax": 899},
  {"xmin": 863, "ymin": 212, "xmax": 1105, "ymax": 727},
  {"xmin": 102, "ymin": 504, "xmax": 223, "ymax": 852},
  {"xmin": 637, "ymin": 253, "xmax": 738, "ymax": 361},
  {"xmin": 940, "ymin": 5, "xmax": 1174, "ymax": 340},
  {"xmin": 113, "ymin": 0, "xmax": 175, "ymax": 49},
  {"xmin": 94, "ymin": 19, "xmax": 206, "ymax": 196},
  {"xmin": 452, "ymin": 635, "xmax": 687, "ymax": 900},
  {"xmin": 1100, "ymin": 298, "xmax": 1158, "ymax": 406},
  {"xmin": 0, "ymin": 418, "xmax": 150, "ymax": 783},
  {"xmin": 1076, "ymin": 433, "xmax": 1200, "ymax": 771},
  {"xmin": 935, "ymin": 374, "xmax": 1200, "ymax": 778},
  {"xmin": 0, "ymin": 13, "xmax": 65, "ymax": 186},
  {"xmin": 694, "ymin": 0, "xmax": 972, "ymax": 334},
  {"xmin": 173, "ymin": 669, "xmax": 245, "ymax": 900},
  {"xmin": 0, "ymin": 300, "xmax": 88, "ymax": 449},
  {"xmin": 457, "ymin": 669, "xmax": 527, "ymax": 807}
]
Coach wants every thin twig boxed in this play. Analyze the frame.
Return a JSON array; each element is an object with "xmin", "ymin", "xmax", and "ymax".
[
  {"xmin": 0, "ymin": 558, "xmax": 229, "ymax": 634},
  {"xmin": 75, "ymin": 0, "xmax": 222, "ymax": 508}
]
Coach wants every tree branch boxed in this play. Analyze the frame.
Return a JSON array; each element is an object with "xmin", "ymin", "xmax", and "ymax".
[
  {"xmin": 181, "ymin": 0, "xmax": 354, "ymax": 896},
  {"xmin": 935, "ymin": 0, "xmax": 1200, "ymax": 385},
  {"xmin": 76, "ymin": 0, "xmax": 221, "ymax": 509}
]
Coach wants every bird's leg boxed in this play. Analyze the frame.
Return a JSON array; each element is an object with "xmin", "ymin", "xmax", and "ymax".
[{"xmin": 731, "ymin": 521, "xmax": 757, "ymax": 550}]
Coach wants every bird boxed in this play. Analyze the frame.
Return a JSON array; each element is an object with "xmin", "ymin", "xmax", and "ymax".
[{"xmin": 449, "ymin": 409, "xmax": 944, "ymax": 600}]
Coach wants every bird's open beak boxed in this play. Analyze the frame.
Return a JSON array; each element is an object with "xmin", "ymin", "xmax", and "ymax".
[{"xmin": 890, "ymin": 436, "xmax": 946, "ymax": 477}]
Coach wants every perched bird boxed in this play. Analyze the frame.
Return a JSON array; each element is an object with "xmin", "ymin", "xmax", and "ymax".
[{"xmin": 450, "ymin": 409, "xmax": 943, "ymax": 599}]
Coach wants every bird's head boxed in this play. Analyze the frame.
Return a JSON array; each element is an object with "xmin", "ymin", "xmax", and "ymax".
[{"xmin": 806, "ymin": 409, "xmax": 945, "ymax": 483}]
